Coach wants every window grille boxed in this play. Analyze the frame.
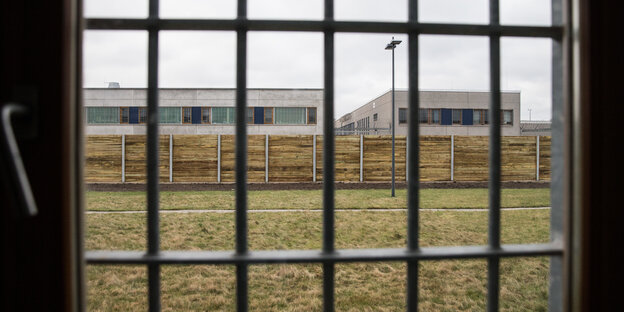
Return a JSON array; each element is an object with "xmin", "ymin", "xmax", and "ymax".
[{"xmin": 85, "ymin": 0, "xmax": 566, "ymax": 311}]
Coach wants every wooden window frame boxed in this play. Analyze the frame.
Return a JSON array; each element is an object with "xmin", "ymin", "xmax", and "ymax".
[
  {"xmin": 399, "ymin": 107, "xmax": 407, "ymax": 124},
  {"xmin": 182, "ymin": 107, "xmax": 192, "ymax": 124},
  {"xmin": 264, "ymin": 107, "xmax": 273, "ymax": 124},
  {"xmin": 452, "ymin": 109, "xmax": 462, "ymax": 125},
  {"xmin": 307, "ymin": 107, "xmax": 317, "ymax": 125},
  {"xmin": 119, "ymin": 107, "xmax": 129, "ymax": 124},
  {"xmin": 138, "ymin": 107, "xmax": 147, "ymax": 124},
  {"xmin": 201, "ymin": 107, "xmax": 211, "ymax": 124}
]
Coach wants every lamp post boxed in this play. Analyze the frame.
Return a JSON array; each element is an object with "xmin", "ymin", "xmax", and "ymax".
[{"xmin": 385, "ymin": 37, "xmax": 401, "ymax": 197}]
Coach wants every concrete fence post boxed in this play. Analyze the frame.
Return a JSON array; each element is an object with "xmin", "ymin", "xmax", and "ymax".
[
  {"xmin": 217, "ymin": 134, "xmax": 221, "ymax": 183},
  {"xmin": 536, "ymin": 136, "xmax": 540, "ymax": 181},
  {"xmin": 313, "ymin": 135, "xmax": 317, "ymax": 182},
  {"xmin": 121, "ymin": 134, "xmax": 125, "ymax": 183},
  {"xmin": 266, "ymin": 134, "xmax": 269, "ymax": 183},
  {"xmin": 450, "ymin": 135, "xmax": 455, "ymax": 181},
  {"xmin": 169, "ymin": 134, "xmax": 173, "ymax": 182},
  {"xmin": 360, "ymin": 135, "xmax": 364, "ymax": 182}
]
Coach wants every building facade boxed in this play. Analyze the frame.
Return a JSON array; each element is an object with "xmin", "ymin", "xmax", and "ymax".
[
  {"xmin": 84, "ymin": 88, "xmax": 323, "ymax": 135},
  {"xmin": 335, "ymin": 90, "xmax": 522, "ymax": 136}
]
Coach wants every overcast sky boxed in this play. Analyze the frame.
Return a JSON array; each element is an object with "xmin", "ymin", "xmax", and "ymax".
[{"xmin": 83, "ymin": 0, "xmax": 552, "ymax": 121}]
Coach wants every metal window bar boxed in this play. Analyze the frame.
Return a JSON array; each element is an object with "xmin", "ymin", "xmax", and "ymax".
[{"xmin": 84, "ymin": 0, "xmax": 567, "ymax": 311}]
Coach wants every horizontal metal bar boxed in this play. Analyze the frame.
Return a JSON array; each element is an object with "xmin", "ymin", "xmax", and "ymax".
[
  {"xmin": 85, "ymin": 18, "xmax": 563, "ymax": 38},
  {"xmin": 86, "ymin": 244, "xmax": 563, "ymax": 265}
]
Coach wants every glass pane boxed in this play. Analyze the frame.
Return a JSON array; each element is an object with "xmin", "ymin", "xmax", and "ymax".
[
  {"xmin": 264, "ymin": 107, "xmax": 273, "ymax": 124},
  {"xmin": 307, "ymin": 107, "xmax": 317, "ymax": 124},
  {"xmin": 160, "ymin": 0, "xmax": 237, "ymax": 19},
  {"xmin": 120, "ymin": 107, "xmax": 129, "ymax": 123},
  {"xmin": 275, "ymin": 107, "xmax": 306, "ymax": 124},
  {"xmin": 452, "ymin": 109, "xmax": 461, "ymax": 124},
  {"xmin": 212, "ymin": 107, "xmax": 235, "ymax": 124},
  {"xmin": 473, "ymin": 109, "xmax": 482, "ymax": 125},
  {"xmin": 201, "ymin": 108, "xmax": 210, "ymax": 124},
  {"xmin": 247, "ymin": 107, "xmax": 254, "ymax": 124},
  {"xmin": 160, "ymin": 107, "xmax": 181, "ymax": 124},
  {"xmin": 138, "ymin": 107, "xmax": 147, "ymax": 123},
  {"xmin": 399, "ymin": 108, "xmax": 407, "ymax": 123},
  {"xmin": 84, "ymin": 0, "xmax": 147, "ymax": 18},
  {"xmin": 87, "ymin": 107, "xmax": 119, "ymax": 124},
  {"xmin": 501, "ymin": 0, "xmax": 551, "ymax": 26},
  {"xmin": 431, "ymin": 109, "xmax": 440, "ymax": 124},
  {"xmin": 249, "ymin": 0, "xmax": 323, "ymax": 20},
  {"xmin": 336, "ymin": 0, "xmax": 407, "ymax": 22},
  {"xmin": 183, "ymin": 107, "xmax": 192, "ymax": 123},
  {"xmin": 504, "ymin": 110, "xmax": 513, "ymax": 125},
  {"xmin": 419, "ymin": 108, "xmax": 428, "ymax": 124},
  {"xmin": 419, "ymin": 0, "xmax": 488, "ymax": 24}
]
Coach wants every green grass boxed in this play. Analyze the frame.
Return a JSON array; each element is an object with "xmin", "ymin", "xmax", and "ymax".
[
  {"xmin": 86, "ymin": 188, "xmax": 550, "ymax": 211},
  {"xmin": 87, "ymin": 209, "xmax": 550, "ymax": 311}
]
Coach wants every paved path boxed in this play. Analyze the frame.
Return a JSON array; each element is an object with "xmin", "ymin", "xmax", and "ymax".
[{"xmin": 87, "ymin": 207, "xmax": 551, "ymax": 214}]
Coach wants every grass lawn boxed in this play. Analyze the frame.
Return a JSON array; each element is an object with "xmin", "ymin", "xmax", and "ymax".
[
  {"xmin": 87, "ymin": 209, "xmax": 550, "ymax": 311},
  {"xmin": 86, "ymin": 188, "xmax": 550, "ymax": 211}
]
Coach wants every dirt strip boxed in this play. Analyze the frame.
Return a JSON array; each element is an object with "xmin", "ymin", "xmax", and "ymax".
[{"xmin": 87, "ymin": 181, "xmax": 550, "ymax": 192}]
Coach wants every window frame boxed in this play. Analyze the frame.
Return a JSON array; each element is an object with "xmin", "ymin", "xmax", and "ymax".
[
  {"xmin": 399, "ymin": 107, "xmax": 407, "ymax": 124},
  {"xmin": 452, "ymin": 109, "xmax": 462, "ymax": 125},
  {"xmin": 84, "ymin": 1, "xmax": 568, "ymax": 311},
  {"xmin": 307, "ymin": 107, "xmax": 317, "ymax": 125},
  {"xmin": 138, "ymin": 107, "xmax": 147, "ymax": 124},
  {"xmin": 182, "ymin": 107, "xmax": 192, "ymax": 124},
  {"xmin": 201, "ymin": 107, "xmax": 210, "ymax": 124},
  {"xmin": 119, "ymin": 106, "xmax": 129, "ymax": 124},
  {"xmin": 264, "ymin": 107, "xmax": 273, "ymax": 124}
]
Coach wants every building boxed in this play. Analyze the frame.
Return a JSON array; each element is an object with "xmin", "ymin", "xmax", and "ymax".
[
  {"xmin": 84, "ymin": 88, "xmax": 323, "ymax": 135},
  {"xmin": 335, "ymin": 90, "xmax": 522, "ymax": 136}
]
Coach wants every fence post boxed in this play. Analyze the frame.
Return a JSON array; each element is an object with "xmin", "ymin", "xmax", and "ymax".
[
  {"xmin": 313, "ymin": 135, "xmax": 317, "ymax": 182},
  {"xmin": 121, "ymin": 134, "xmax": 125, "ymax": 183},
  {"xmin": 536, "ymin": 136, "xmax": 540, "ymax": 181},
  {"xmin": 450, "ymin": 135, "xmax": 454, "ymax": 181},
  {"xmin": 360, "ymin": 135, "xmax": 364, "ymax": 182},
  {"xmin": 217, "ymin": 134, "xmax": 221, "ymax": 183},
  {"xmin": 169, "ymin": 134, "xmax": 173, "ymax": 182},
  {"xmin": 266, "ymin": 134, "xmax": 269, "ymax": 183}
]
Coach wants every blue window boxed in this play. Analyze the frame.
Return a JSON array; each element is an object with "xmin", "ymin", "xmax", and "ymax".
[
  {"xmin": 441, "ymin": 109, "xmax": 452, "ymax": 125},
  {"xmin": 254, "ymin": 107, "xmax": 264, "ymax": 124},
  {"xmin": 191, "ymin": 107, "xmax": 202, "ymax": 124},
  {"xmin": 462, "ymin": 109, "xmax": 473, "ymax": 125},
  {"xmin": 129, "ymin": 107, "xmax": 139, "ymax": 124}
]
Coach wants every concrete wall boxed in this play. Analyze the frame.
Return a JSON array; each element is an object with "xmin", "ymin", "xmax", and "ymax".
[
  {"xmin": 84, "ymin": 88, "xmax": 324, "ymax": 135},
  {"xmin": 335, "ymin": 90, "xmax": 522, "ymax": 136}
]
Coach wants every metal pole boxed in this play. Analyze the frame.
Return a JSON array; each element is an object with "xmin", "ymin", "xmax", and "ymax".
[{"xmin": 391, "ymin": 44, "xmax": 396, "ymax": 197}]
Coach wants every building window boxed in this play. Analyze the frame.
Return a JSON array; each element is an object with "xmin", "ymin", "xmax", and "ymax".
[
  {"xmin": 472, "ymin": 109, "xmax": 489, "ymax": 125},
  {"xmin": 247, "ymin": 107, "xmax": 254, "ymax": 124},
  {"xmin": 212, "ymin": 107, "xmax": 235, "ymax": 124},
  {"xmin": 452, "ymin": 109, "xmax": 462, "ymax": 125},
  {"xmin": 399, "ymin": 108, "xmax": 407, "ymax": 124},
  {"xmin": 119, "ymin": 107, "xmax": 129, "ymax": 124},
  {"xmin": 182, "ymin": 107, "xmax": 192, "ymax": 124},
  {"xmin": 275, "ymin": 107, "xmax": 306, "ymax": 124},
  {"xmin": 264, "ymin": 107, "xmax": 273, "ymax": 124},
  {"xmin": 307, "ymin": 107, "xmax": 317, "ymax": 124},
  {"xmin": 503, "ymin": 110, "xmax": 513, "ymax": 125},
  {"xmin": 419, "ymin": 108, "xmax": 428, "ymax": 124},
  {"xmin": 431, "ymin": 109, "xmax": 440, "ymax": 124},
  {"xmin": 138, "ymin": 107, "xmax": 147, "ymax": 124},
  {"xmin": 201, "ymin": 107, "xmax": 210, "ymax": 124},
  {"xmin": 373, "ymin": 113, "xmax": 378, "ymax": 121},
  {"xmin": 86, "ymin": 107, "xmax": 119, "ymax": 124}
]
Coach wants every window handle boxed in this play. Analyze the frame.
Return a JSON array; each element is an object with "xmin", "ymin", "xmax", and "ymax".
[{"xmin": 1, "ymin": 103, "xmax": 38, "ymax": 217}]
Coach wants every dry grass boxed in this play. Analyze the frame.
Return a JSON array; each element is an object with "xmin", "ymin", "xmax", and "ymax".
[
  {"xmin": 86, "ymin": 188, "xmax": 550, "ymax": 211},
  {"xmin": 87, "ymin": 209, "xmax": 550, "ymax": 311}
]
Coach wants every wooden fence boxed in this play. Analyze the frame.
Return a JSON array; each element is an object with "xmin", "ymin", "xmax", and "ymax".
[{"xmin": 85, "ymin": 135, "xmax": 551, "ymax": 183}]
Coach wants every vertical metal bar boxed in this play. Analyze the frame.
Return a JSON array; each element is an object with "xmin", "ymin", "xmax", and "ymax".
[
  {"xmin": 323, "ymin": 1, "xmax": 335, "ymax": 312},
  {"xmin": 313, "ymin": 134, "xmax": 317, "ymax": 182},
  {"xmin": 537, "ymin": 136, "xmax": 540, "ymax": 181},
  {"xmin": 217, "ymin": 134, "xmax": 221, "ymax": 183},
  {"xmin": 235, "ymin": 1, "xmax": 248, "ymax": 312},
  {"xmin": 266, "ymin": 134, "xmax": 269, "ymax": 183},
  {"xmin": 121, "ymin": 134, "xmax": 125, "ymax": 183},
  {"xmin": 488, "ymin": 1, "xmax": 501, "ymax": 311},
  {"xmin": 407, "ymin": 0, "xmax": 420, "ymax": 308},
  {"xmin": 359, "ymin": 134, "xmax": 363, "ymax": 182},
  {"xmin": 549, "ymin": 0, "xmax": 565, "ymax": 309},
  {"xmin": 169, "ymin": 134, "xmax": 173, "ymax": 182},
  {"xmin": 146, "ymin": 0, "xmax": 161, "ymax": 311},
  {"xmin": 450, "ymin": 135, "xmax": 454, "ymax": 181},
  {"xmin": 391, "ymin": 46, "xmax": 396, "ymax": 197}
]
